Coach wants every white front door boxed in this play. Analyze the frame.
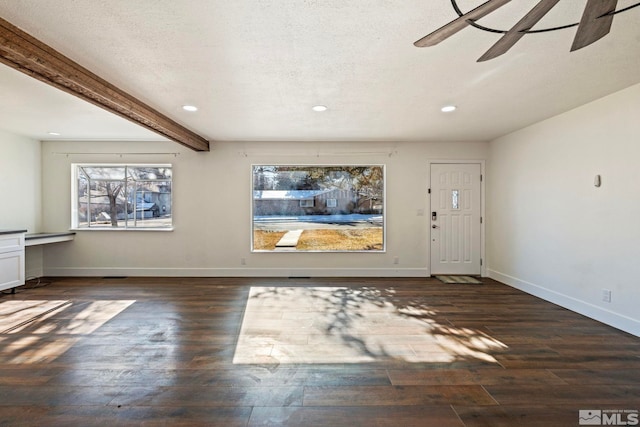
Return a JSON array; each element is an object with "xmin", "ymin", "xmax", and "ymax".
[{"xmin": 430, "ymin": 163, "xmax": 482, "ymax": 275}]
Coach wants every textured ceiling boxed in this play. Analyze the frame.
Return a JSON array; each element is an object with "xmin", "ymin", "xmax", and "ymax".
[{"xmin": 1, "ymin": 0, "xmax": 639, "ymax": 144}]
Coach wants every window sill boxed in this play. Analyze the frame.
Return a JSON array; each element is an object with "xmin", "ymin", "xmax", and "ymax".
[{"xmin": 70, "ymin": 227, "xmax": 174, "ymax": 232}]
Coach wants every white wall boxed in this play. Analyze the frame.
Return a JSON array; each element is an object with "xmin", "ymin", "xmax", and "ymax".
[
  {"xmin": 0, "ymin": 131, "xmax": 43, "ymax": 278},
  {"xmin": 0, "ymin": 130, "xmax": 42, "ymax": 230},
  {"xmin": 488, "ymin": 83, "xmax": 640, "ymax": 336},
  {"xmin": 39, "ymin": 140, "xmax": 487, "ymax": 277}
]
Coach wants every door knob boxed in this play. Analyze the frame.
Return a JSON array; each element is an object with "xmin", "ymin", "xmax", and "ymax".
[{"xmin": 432, "ymin": 224, "xmax": 439, "ymax": 229}]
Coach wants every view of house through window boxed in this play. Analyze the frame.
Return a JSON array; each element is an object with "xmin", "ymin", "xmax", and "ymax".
[
  {"xmin": 252, "ymin": 165, "xmax": 385, "ymax": 252},
  {"xmin": 71, "ymin": 164, "xmax": 172, "ymax": 230}
]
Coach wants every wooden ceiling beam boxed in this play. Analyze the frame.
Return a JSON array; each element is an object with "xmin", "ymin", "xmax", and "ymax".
[{"xmin": 0, "ymin": 17, "xmax": 210, "ymax": 152}]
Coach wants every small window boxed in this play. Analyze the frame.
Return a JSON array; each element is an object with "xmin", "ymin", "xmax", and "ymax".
[
  {"xmin": 452, "ymin": 190, "xmax": 460, "ymax": 210},
  {"xmin": 300, "ymin": 199, "xmax": 314, "ymax": 208},
  {"xmin": 326, "ymin": 198, "xmax": 337, "ymax": 208},
  {"xmin": 72, "ymin": 164, "xmax": 172, "ymax": 230}
]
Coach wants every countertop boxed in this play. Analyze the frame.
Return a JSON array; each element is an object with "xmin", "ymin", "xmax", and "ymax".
[{"xmin": 0, "ymin": 229, "xmax": 28, "ymax": 235}]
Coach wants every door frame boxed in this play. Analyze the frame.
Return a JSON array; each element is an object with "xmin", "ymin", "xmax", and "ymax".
[{"xmin": 427, "ymin": 159, "xmax": 486, "ymax": 277}]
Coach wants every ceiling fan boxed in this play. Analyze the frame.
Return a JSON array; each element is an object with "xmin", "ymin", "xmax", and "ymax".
[{"xmin": 415, "ymin": 0, "xmax": 640, "ymax": 62}]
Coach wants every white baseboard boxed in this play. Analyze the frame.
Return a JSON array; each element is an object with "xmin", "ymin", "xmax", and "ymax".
[
  {"xmin": 488, "ymin": 269, "xmax": 639, "ymax": 337},
  {"xmin": 43, "ymin": 267, "xmax": 429, "ymax": 278}
]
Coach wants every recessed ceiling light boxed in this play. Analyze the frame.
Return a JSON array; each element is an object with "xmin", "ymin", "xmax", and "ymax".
[
  {"xmin": 441, "ymin": 105, "xmax": 457, "ymax": 113},
  {"xmin": 47, "ymin": 132, "xmax": 61, "ymax": 136},
  {"xmin": 312, "ymin": 105, "xmax": 327, "ymax": 112},
  {"xmin": 182, "ymin": 105, "xmax": 198, "ymax": 112}
]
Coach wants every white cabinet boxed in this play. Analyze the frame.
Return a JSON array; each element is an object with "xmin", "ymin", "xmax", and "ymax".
[{"xmin": 0, "ymin": 231, "xmax": 26, "ymax": 292}]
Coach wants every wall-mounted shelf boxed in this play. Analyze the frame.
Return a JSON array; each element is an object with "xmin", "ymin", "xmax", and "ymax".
[{"xmin": 25, "ymin": 232, "xmax": 75, "ymax": 247}]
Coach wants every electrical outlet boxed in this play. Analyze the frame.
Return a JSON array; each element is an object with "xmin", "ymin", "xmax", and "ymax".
[
  {"xmin": 393, "ymin": 256, "xmax": 399, "ymax": 265},
  {"xmin": 241, "ymin": 258, "xmax": 246, "ymax": 265},
  {"xmin": 602, "ymin": 289, "xmax": 611, "ymax": 303}
]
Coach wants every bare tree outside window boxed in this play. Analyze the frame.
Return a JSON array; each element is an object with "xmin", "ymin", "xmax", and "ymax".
[{"xmin": 72, "ymin": 164, "xmax": 173, "ymax": 230}]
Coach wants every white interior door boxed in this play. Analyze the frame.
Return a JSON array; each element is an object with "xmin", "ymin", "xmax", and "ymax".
[{"xmin": 430, "ymin": 163, "xmax": 481, "ymax": 275}]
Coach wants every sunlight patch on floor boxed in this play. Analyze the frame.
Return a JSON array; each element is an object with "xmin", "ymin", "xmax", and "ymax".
[
  {"xmin": 0, "ymin": 299, "xmax": 135, "ymax": 364},
  {"xmin": 233, "ymin": 287, "xmax": 507, "ymax": 364}
]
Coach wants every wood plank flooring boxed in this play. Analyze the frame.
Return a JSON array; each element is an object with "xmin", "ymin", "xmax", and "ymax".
[{"xmin": 0, "ymin": 277, "xmax": 638, "ymax": 426}]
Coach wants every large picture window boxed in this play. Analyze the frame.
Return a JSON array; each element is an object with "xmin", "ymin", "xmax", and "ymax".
[
  {"xmin": 252, "ymin": 165, "xmax": 385, "ymax": 252},
  {"xmin": 71, "ymin": 164, "xmax": 172, "ymax": 230}
]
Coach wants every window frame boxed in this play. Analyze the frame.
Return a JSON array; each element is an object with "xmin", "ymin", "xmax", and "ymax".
[
  {"xmin": 71, "ymin": 163, "xmax": 173, "ymax": 231},
  {"xmin": 326, "ymin": 198, "xmax": 337, "ymax": 208},
  {"xmin": 251, "ymin": 164, "xmax": 386, "ymax": 252}
]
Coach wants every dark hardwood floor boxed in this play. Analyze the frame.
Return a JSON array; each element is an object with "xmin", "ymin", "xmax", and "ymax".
[{"xmin": 1, "ymin": 277, "xmax": 638, "ymax": 426}]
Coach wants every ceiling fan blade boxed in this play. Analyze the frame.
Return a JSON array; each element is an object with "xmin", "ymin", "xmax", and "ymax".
[
  {"xmin": 414, "ymin": 0, "xmax": 512, "ymax": 47},
  {"xmin": 478, "ymin": 0, "xmax": 560, "ymax": 62},
  {"xmin": 571, "ymin": 0, "xmax": 618, "ymax": 51}
]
